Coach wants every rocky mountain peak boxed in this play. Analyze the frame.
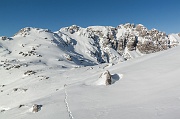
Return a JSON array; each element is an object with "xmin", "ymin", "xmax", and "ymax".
[{"xmin": 13, "ymin": 27, "xmax": 52, "ymax": 37}]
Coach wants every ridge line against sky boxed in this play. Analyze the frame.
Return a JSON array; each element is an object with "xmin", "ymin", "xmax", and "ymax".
[{"xmin": 0, "ymin": 0, "xmax": 180, "ymax": 37}]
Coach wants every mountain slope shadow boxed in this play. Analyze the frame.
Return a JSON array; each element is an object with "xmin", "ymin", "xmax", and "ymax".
[
  {"xmin": 53, "ymin": 33, "xmax": 97, "ymax": 66},
  {"xmin": 111, "ymin": 74, "xmax": 122, "ymax": 84}
]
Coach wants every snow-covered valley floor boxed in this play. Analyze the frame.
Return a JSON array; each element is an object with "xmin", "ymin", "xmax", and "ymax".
[{"xmin": 1, "ymin": 44, "xmax": 180, "ymax": 119}]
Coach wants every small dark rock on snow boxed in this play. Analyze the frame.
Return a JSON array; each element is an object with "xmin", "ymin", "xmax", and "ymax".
[{"xmin": 32, "ymin": 104, "xmax": 43, "ymax": 113}]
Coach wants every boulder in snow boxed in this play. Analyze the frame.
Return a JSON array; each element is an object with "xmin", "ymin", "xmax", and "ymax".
[
  {"xmin": 32, "ymin": 104, "xmax": 42, "ymax": 113},
  {"xmin": 105, "ymin": 70, "xmax": 112, "ymax": 85},
  {"xmin": 93, "ymin": 70, "xmax": 122, "ymax": 86},
  {"xmin": 95, "ymin": 70, "xmax": 112, "ymax": 85}
]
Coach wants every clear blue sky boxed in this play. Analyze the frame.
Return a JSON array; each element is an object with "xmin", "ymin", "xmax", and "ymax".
[{"xmin": 0, "ymin": 0, "xmax": 180, "ymax": 37}]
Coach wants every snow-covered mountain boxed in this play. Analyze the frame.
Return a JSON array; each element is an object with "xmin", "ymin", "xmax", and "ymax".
[
  {"xmin": 0, "ymin": 23, "xmax": 180, "ymax": 119},
  {"xmin": 1, "ymin": 23, "xmax": 179, "ymax": 67},
  {"xmin": 58, "ymin": 24, "xmax": 180, "ymax": 62}
]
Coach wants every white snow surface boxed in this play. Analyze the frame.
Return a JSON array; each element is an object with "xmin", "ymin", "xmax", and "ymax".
[
  {"xmin": 169, "ymin": 34, "xmax": 180, "ymax": 45},
  {"xmin": 0, "ymin": 26, "xmax": 180, "ymax": 119}
]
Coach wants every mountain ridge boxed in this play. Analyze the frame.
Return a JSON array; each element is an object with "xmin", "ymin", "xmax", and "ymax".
[{"xmin": 1, "ymin": 23, "xmax": 179, "ymax": 66}]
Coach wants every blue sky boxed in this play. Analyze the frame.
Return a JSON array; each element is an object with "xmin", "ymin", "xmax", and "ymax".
[{"xmin": 0, "ymin": 0, "xmax": 180, "ymax": 37}]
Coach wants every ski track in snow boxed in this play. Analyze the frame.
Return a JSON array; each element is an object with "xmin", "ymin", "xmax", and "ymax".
[{"xmin": 64, "ymin": 84, "xmax": 74, "ymax": 119}]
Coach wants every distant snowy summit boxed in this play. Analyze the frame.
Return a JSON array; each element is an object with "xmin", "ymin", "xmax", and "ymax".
[{"xmin": 0, "ymin": 23, "xmax": 180, "ymax": 67}]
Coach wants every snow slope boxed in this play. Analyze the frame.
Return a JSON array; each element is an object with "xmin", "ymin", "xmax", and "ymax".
[
  {"xmin": 0, "ymin": 25, "xmax": 180, "ymax": 119},
  {"xmin": 0, "ymin": 39, "xmax": 180, "ymax": 119}
]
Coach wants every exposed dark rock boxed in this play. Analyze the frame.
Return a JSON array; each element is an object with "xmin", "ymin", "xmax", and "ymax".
[
  {"xmin": 13, "ymin": 88, "xmax": 18, "ymax": 91},
  {"xmin": 39, "ymin": 76, "xmax": 50, "ymax": 80},
  {"xmin": 99, "ymin": 70, "xmax": 112, "ymax": 85},
  {"xmin": 65, "ymin": 55, "xmax": 72, "ymax": 61},
  {"xmin": 19, "ymin": 104, "xmax": 25, "ymax": 108},
  {"xmin": 32, "ymin": 104, "xmax": 42, "ymax": 113},
  {"xmin": 0, "ymin": 85, "xmax": 5, "ymax": 87},
  {"xmin": 37, "ymin": 54, "xmax": 42, "ymax": 57},
  {"xmin": 1, "ymin": 109, "xmax": 5, "ymax": 112},
  {"xmin": 105, "ymin": 70, "xmax": 112, "ymax": 85},
  {"xmin": 68, "ymin": 25, "xmax": 80, "ymax": 34},
  {"xmin": 24, "ymin": 70, "xmax": 37, "ymax": 75},
  {"xmin": 13, "ymin": 65, "xmax": 21, "ymax": 68},
  {"xmin": 1, "ymin": 36, "xmax": 8, "ymax": 40}
]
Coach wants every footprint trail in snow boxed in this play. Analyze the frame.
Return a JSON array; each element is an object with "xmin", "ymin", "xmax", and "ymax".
[{"xmin": 64, "ymin": 84, "xmax": 74, "ymax": 119}]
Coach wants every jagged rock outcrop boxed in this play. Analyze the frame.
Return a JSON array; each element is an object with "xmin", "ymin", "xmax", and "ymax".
[{"xmin": 60, "ymin": 23, "xmax": 179, "ymax": 62}]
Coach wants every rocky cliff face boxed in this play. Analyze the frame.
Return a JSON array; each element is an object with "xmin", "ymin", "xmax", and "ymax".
[{"xmin": 59, "ymin": 23, "xmax": 179, "ymax": 62}]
